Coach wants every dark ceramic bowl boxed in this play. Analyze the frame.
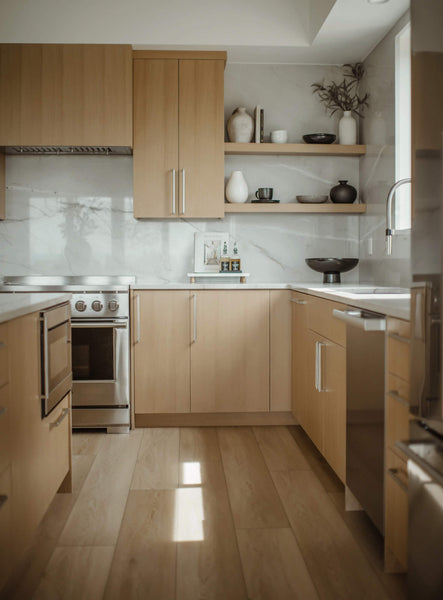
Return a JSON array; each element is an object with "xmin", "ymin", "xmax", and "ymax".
[
  {"xmin": 306, "ymin": 257, "xmax": 359, "ymax": 284},
  {"xmin": 303, "ymin": 133, "xmax": 336, "ymax": 144}
]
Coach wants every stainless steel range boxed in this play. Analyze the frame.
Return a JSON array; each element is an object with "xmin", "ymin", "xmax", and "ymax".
[{"xmin": 0, "ymin": 276, "xmax": 134, "ymax": 433}]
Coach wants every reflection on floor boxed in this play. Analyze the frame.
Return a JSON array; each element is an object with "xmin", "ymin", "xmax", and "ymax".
[{"xmin": 2, "ymin": 426, "xmax": 406, "ymax": 600}]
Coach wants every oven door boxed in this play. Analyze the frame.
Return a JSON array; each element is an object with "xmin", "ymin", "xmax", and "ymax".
[
  {"xmin": 71, "ymin": 319, "xmax": 129, "ymax": 408},
  {"xmin": 41, "ymin": 303, "xmax": 72, "ymax": 417}
]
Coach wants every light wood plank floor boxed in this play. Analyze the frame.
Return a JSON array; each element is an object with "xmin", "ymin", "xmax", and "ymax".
[{"xmin": 1, "ymin": 426, "xmax": 406, "ymax": 600}]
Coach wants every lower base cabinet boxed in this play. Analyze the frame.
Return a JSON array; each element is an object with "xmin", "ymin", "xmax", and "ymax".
[{"xmin": 133, "ymin": 290, "xmax": 273, "ymax": 418}]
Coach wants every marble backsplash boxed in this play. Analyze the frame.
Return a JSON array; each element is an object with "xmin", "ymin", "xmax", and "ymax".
[{"xmin": 0, "ymin": 155, "xmax": 359, "ymax": 283}]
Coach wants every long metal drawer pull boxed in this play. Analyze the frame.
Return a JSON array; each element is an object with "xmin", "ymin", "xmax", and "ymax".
[
  {"xmin": 181, "ymin": 168, "xmax": 186, "ymax": 215},
  {"xmin": 314, "ymin": 342, "xmax": 319, "ymax": 391},
  {"xmin": 172, "ymin": 168, "xmax": 176, "ymax": 215},
  {"xmin": 318, "ymin": 342, "xmax": 326, "ymax": 392},
  {"xmin": 290, "ymin": 298, "xmax": 307, "ymax": 305},
  {"xmin": 192, "ymin": 294, "xmax": 197, "ymax": 343},
  {"xmin": 0, "ymin": 406, "xmax": 7, "ymax": 418},
  {"xmin": 136, "ymin": 295, "xmax": 141, "ymax": 344},
  {"xmin": 388, "ymin": 390, "xmax": 409, "ymax": 407},
  {"xmin": 388, "ymin": 333, "xmax": 410, "ymax": 344},
  {"xmin": 50, "ymin": 407, "xmax": 70, "ymax": 429},
  {"xmin": 0, "ymin": 495, "xmax": 8, "ymax": 510},
  {"xmin": 387, "ymin": 467, "xmax": 408, "ymax": 492}
]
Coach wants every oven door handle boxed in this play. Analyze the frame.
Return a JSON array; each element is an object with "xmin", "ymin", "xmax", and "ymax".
[{"xmin": 72, "ymin": 321, "xmax": 128, "ymax": 329}]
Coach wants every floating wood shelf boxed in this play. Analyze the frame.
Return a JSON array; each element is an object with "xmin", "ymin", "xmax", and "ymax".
[
  {"xmin": 224, "ymin": 143, "xmax": 366, "ymax": 156},
  {"xmin": 224, "ymin": 203, "xmax": 366, "ymax": 214}
]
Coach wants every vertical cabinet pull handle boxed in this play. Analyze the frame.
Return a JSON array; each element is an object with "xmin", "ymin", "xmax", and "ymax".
[
  {"xmin": 318, "ymin": 342, "xmax": 326, "ymax": 392},
  {"xmin": 0, "ymin": 495, "xmax": 8, "ymax": 510},
  {"xmin": 0, "ymin": 407, "xmax": 7, "ymax": 418},
  {"xmin": 50, "ymin": 407, "xmax": 70, "ymax": 429},
  {"xmin": 192, "ymin": 294, "xmax": 197, "ymax": 343},
  {"xmin": 172, "ymin": 168, "xmax": 176, "ymax": 215},
  {"xmin": 181, "ymin": 168, "xmax": 186, "ymax": 215},
  {"xmin": 314, "ymin": 342, "xmax": 319, "ymax": 391},
  {"xmin": 0, "ymin": 341, "xmax": 5, "ymax": 349},
  {"xmin": 135, "ymin": 295, "xmax": 141, "ymax": 344}
]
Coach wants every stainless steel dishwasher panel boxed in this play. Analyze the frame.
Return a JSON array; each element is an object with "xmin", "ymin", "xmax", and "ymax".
[{"xmin": 333, "ymin": 308, "xmax": 386, "ymax": 533}]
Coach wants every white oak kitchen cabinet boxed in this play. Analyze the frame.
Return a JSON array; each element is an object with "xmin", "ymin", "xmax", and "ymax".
[
  {"xmin": 133, "ymin": 52, "xmax": 226, "ymax": 219},
  {"xmin": 131, "ymin": 289, "xmax": 293, "ymax": 424},
  {"xmin": 0, "ymin": 44, "xmax": 132, "ymax": 147}
]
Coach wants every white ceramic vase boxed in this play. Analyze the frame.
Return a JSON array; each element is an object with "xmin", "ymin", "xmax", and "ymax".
[
  {"xmin": 227, "ymin": 107, "xmax": 254, "ymax": 143},
  {"xmin": 226, "ymin": 171, "xmax": 248, "ymax": 204},
  {"xmin": 338, "ymin": 110, "xmax": 357, "ymax": 145}
]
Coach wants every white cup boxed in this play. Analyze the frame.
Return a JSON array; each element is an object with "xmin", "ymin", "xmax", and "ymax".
[{"xmin": 271, "ymin": 130, "xmax": 288, "ymax": 143}]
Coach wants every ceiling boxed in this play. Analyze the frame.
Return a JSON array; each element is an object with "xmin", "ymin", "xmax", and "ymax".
[{"xmin": 0, "ymin": 0, "xmax": 410, "ymax": 64}]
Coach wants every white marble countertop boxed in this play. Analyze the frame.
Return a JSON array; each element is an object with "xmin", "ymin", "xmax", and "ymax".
[
  {"xmin": 0, "ymin": 293, "xmax": 72, "ymax": 324},
  {"xmin": 132, "ymin": 281, "xmax": 411, "ymax": 320}
]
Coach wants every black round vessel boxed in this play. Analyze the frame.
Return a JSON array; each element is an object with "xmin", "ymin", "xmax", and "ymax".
[
  {"xmin": 306, "ymin": 257, "xmax": 359, "ymax": 284},
  {"xmin": 303, "ymin": 133, "xmax": 336, "ymax": 144},
  {"xmin": 330, "ymin": 180, "xmax": 357, "ymax": 204}
]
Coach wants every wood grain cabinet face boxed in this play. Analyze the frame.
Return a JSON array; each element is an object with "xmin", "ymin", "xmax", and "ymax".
[
  {"xmin": 190, "ymin": 291, "xmax": 269, "ymax": 413},
  {"xmin": 133, "ymin": 56, "xmax": 225, "ymax": 218},
  {"xmin": 291, "ymin": 292, "xmax": 312, "ymax": 428},
  {"xmin": 0, "ymin": 466, "xmax": 12, "ymax": 591},
  {"xmin": 133, "ymin": 291, "xmax": 191, "ymax": 414},
  {"xmin": 0, "ymin": 44, "xmax": 132, "ymax": 147}
]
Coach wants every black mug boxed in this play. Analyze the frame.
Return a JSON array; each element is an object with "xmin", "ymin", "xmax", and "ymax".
[{"xmin": 255, "ymin": 187, "xmax": 273, "ymax": 200}]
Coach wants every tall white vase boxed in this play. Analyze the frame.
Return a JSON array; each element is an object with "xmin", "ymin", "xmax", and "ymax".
[
  {"xmin": 339, "ymin": 110, "xmax": 357, "ymax": 145},
  {"xmin": 227, "ymin": 108, "xmax": 254, "ymax": 143},
  {"xmin": 225, "ymin": 171, "xmax": 248, "ymax": 204}
]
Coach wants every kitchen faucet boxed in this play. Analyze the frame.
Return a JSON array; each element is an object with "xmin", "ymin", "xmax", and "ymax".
[{"xmin": 385, "ymin": 178, "xmax": 411, "ymax": 255}]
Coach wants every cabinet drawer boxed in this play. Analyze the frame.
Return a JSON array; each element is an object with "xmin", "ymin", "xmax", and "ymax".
[
  {"xmin": 0, "ymin": 328, "xmax": 8, "ymax": 389},
  {"xmin": 387, "ymin": 318, "xmax": 410, "ymax": 340},
  {"xmin": 307, "ymin": 296, "xmax": 347, "ymax": 347},
  {"xmin": 43, "ymin": 395, "xmax": 71, "ymax": 496},
  {"xmin": 386, "ymin": 390, "xmax": 410, "ymax": 460},
  {"xmin": 388, "ymin": 336, "xmax": 410, "ymax": 382},
  {"xmin": 385, "ymin": 450, "xmax": 408, "ymax": 571},
  {"xmin": 0, "ymin": 466, "xmax": 12, "ymax": 590},
  {"xmin": 0, "ymin": 384, "xmax": 10, "ymax": 476}
]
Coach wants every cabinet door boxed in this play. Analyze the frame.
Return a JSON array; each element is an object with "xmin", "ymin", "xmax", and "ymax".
[
  {"xmin": 304, "ymin": 331, "xmax": 322, "ymax": 451},
  {"xmin": 133, "ymin": 291, "xmax": 190, "ymax": 414},
  {"xmin": 191, "ymin": 291, "xmax": 269, "ymax": 412},
  {"xmin": 133, "ymin": 59, "xmax": 179, "ymax": 218},
  {"xmin": 270, "ymin": 290, "xmax": 292, "ymax": 412},
  {"xmin": 291, "ymin": 292, "xmax": 310, "ymax": 425},
  {"xmin": 178, "ymin": 59, "xmax": 224, "ymax": 218},
  {"xmin": 0, "ymin": 44, "xmax": 132, "ymax": 146},
  {"xmin": 322, "ymin": 339, "xmax": 346, "ymax": 483}
]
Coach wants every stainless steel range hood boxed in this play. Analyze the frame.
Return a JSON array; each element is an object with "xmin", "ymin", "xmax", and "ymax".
[{"xmin": 2, "ymin": 146, "xmax": 132, "ymax": 156}]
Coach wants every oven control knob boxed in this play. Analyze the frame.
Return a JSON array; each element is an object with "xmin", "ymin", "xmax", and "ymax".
[
  {"xmin": 91, "ymin": 300, "xmax": 103, "ymax": 312},
  {"xmin": 108, "ymin": 300, "xmax": 119, "ymax": 312},
  {"xmin": 75, "ymin": 300, "xmax": 87, "ymax": 312}
]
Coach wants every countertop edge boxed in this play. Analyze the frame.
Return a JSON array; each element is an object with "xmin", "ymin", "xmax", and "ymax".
[{"xmin": 0, "ymin": 293, "xmax": 72, "ymax": 324}]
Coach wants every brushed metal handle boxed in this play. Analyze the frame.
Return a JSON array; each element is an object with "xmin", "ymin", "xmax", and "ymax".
[
  {"xmin": 50, "ymin": 407, "xmax": 70, "ymax": 429},
  {"xmin": 135, "ymin": 294, "xmax": 141, "ymax": 344},
  {"xmin": 314, "ymin": 342, "xmax": 319, "ymax": 391},
  {"xmin": 290, "ymin": 298, "xmax": 307, "ymax": 305},
  {"xmin": 387, "ymin": 467, "xmax": 408, "ymax": 492},
  {"xmin": 172, "ymin": 168, "xmax": 176, "ymax": 215},
  {"xmin": 389, "ymin": 333, "xmax": 410, "ymax": 344},
  {"xmin": 318, "ymin": 341, "xmax": 326, "ymax": 392},
  {"xmin": 181, "ymin": 168, "xmax": 186, "ymax": 215},
  {"xmin": 388, "ymin": 390, "xmax": 409, "ymax": 407},
  {"xmin": 0, "ymin": 407, "xmax": 7, "ymax": 418},
  {"xmin": 192, "ymin": 294, "xmax": 197, "ymax": 343},
  {"xmin": 0, "ymin": 495, "xmax": 8, "ymax": 510}
]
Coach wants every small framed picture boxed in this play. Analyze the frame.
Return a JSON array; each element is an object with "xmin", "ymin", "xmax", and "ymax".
[{"xmin": 194, "ymin": 232, "xmax": 229, "ymax": 273}]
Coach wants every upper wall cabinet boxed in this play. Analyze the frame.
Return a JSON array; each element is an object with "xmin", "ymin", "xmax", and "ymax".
[
  {"xmin": 133, "ymin": 52, "xmax": 225, "ymax": 218},
  {"xmin": 0, "ymin": 44, "xmax": 133, "ymax": 147}
]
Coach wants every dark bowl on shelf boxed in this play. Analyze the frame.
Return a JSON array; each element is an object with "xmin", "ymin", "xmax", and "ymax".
[
  {"xmin": 303, "ymin": 133, "xmax": 336, "ymax": 144},
  {"xmin": 306, "ymin": 257, "xmax": 359, "ymax": 284}
]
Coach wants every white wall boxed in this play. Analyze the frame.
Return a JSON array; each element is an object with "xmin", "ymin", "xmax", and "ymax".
[{"xmin": 0, "ymin": 63, "xmax": 360, "ymax": 283}]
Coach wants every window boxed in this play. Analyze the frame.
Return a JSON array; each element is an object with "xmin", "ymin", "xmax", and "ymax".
[{"xmin": 395, "ymin": 22, "xmax": 411, "ymax": 230}]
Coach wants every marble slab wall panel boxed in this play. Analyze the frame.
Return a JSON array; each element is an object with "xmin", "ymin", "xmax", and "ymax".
[
  {"xmin": 0, "ymin": 62, "xmax": 361, "ymax": 283},
  {"xmin": 0, "ymin": 156, "xmax": 359, "ymax": 283},
  {"xmin": 359, "ymin": 12, "xmax": 411, "ymax": 286}
]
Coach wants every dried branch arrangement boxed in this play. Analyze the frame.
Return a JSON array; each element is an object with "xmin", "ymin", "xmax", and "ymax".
[{"xmin": 311, "ymin": 63, "xmax": 369, "ymax": 118}]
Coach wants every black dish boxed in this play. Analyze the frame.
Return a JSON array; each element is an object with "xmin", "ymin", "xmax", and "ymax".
[
  {"xmin": 306, "ymin": 257, "xmax": 359, "ymax": 284},
  {"xmin": 251, "ymin": 199, "xmax": 280, "ymax": 203},
  {"xmin": 303, "ymin": 133, "xmax": 336, "ymax": 144}
]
